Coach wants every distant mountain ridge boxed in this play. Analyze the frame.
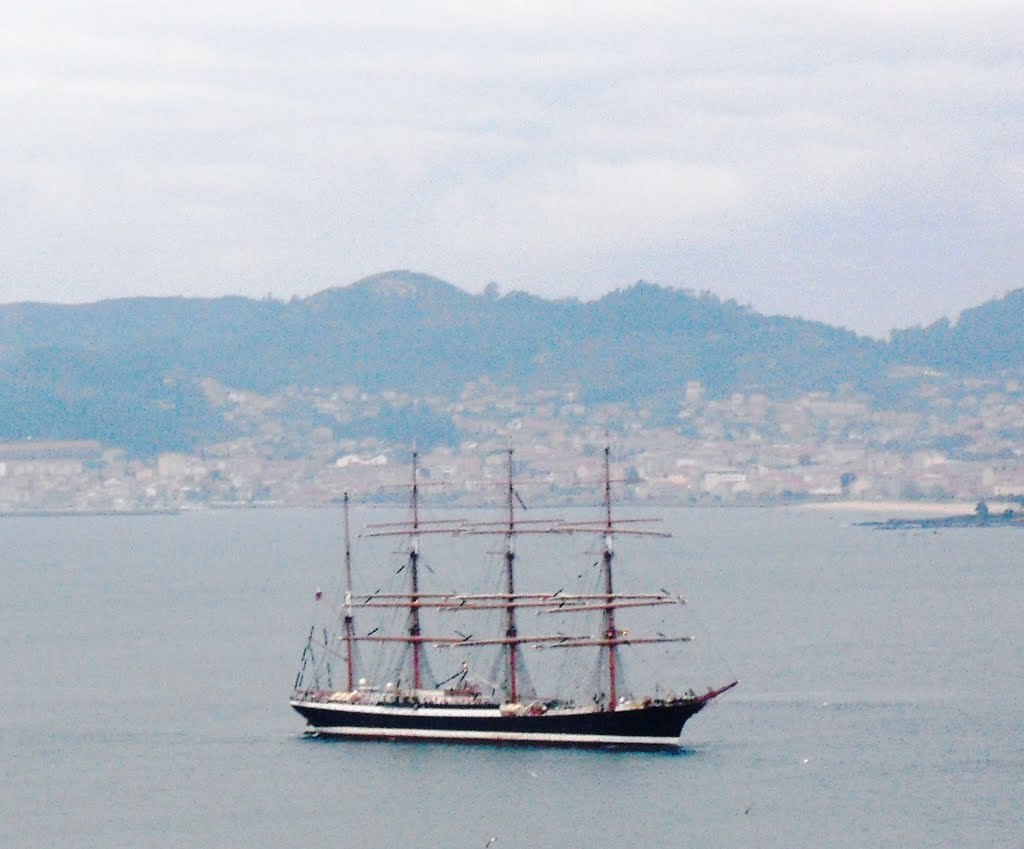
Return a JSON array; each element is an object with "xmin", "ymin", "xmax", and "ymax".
[{"xmin": 1, "ymin": 271, "xmax": 1021, "ymax": 454}]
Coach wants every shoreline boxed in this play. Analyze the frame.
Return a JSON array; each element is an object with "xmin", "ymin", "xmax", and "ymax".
[
  {"xmin": 795, "ymin": 499, "xmax": 1016, "ymax": 514},
  {"xmin": 1, "ymin": 498, "xmax": 1017, "ymax": 518}
]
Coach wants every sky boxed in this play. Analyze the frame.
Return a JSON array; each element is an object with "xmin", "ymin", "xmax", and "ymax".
[{"xmin": 2, "ymin": 2, "xmax": 1021, "ymax": 337}]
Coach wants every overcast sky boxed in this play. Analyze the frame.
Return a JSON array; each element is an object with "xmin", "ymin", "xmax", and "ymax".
[{"xmin": 2, "ymin": 2, "xmax": 1021, "ymax": 336}]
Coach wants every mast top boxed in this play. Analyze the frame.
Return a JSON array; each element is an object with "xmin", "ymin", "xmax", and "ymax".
[
  {"xmin": 604, "ymin": 444, "xmax": 613, "ymax": 532},
  {"xmin": 411, "ymin": 448, "xmax": 420, "ymax": 532}
]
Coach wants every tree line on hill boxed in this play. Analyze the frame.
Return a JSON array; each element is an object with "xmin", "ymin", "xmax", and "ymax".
[{"xmin": 0, "ymin": 271, "xmax": 1020, "ymax": 456}]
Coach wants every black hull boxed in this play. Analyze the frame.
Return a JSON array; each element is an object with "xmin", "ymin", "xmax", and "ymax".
[{"xmin": 290, "ymin": 698, "xmax": 708, "ymax": 750}]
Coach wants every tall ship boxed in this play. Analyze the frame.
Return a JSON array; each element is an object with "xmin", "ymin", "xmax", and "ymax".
[{"xmin": 290, "ymin": 448, "xmax": 737, "ymax": 750}]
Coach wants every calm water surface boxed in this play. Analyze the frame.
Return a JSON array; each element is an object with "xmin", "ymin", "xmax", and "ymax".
[{"xmin": 2, "ymin": 507, "xmax": 1021, "ymax": 848}]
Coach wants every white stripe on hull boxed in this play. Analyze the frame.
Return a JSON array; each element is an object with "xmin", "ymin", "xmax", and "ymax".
[{"xmin": 305, "ymin": 724, "xmax": 681, "ymax": 748}]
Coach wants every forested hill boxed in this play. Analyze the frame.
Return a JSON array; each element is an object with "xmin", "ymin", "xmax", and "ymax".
[
  {"xmin": 889, "ymin": 288, "xmax": 1024, "ymax": 373},
  {"xmin": 0, "ymin": 271, "xmax": 1020, "ymax": 454}
]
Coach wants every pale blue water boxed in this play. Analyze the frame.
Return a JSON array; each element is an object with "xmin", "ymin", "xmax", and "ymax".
[{"xmin": 2, "ymin": 507, "xmax": 1021, "ymax": 848}]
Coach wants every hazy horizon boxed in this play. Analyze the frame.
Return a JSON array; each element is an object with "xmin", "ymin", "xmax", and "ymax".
[
  {"xmin": 3, "ymin": 2, "xmax": 1021, "ymax": 336},
  {"xmin": 1, "ymin": 269, "xmax": 1015, "ymax": 340}
]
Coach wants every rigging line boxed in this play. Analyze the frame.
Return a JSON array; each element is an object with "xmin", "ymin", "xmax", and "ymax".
[
  {"xmin": 322, "ymin": 626, "xmax": 334, "ymax": 689},
  {"xmin": 546, "ymin": 559, "xmax": 600, "ymax": 701},
  {"xmin": 293, "ymin": 626, "xmax": 315, "ymax": 691},
  {"xmin": 306, "ymin": 636, "xmax": 349, "ymax": 666},
  {"xmin": 434, "ymin": 666, "xmax": 466, "ymax": 688}
]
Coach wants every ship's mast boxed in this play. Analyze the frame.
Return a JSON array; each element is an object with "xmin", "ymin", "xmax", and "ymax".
[
  {"xmin": 409, "ymin": 450, "xmax": 423, "ymax": 690},
  {"xmin": 354, "ymin": 449, "xmax": 691, "ymax": 701},
  {"xmin": 504, "ymin": 447, "xmax": 520, "ymax": 704},
  {"xmin": 342, "ymin": 492, "xmax": 356, "ymax": 691},
  {"xmin": 601, "ymin": 445, "xmax": 619, "ymax": 710}
]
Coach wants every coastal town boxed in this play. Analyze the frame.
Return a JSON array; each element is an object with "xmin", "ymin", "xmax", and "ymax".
[{"xmin": 2, "ymin": 366, "xmax": 1023, "ymax": 514}]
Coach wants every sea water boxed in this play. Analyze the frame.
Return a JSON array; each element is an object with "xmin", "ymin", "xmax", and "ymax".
[{"xmin": 2, "ymin": 506, "xmax": 1021, "ymax": 848}]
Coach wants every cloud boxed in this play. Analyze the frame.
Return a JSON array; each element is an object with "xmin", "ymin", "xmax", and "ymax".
[{"xmin": 0, "ymin": 1, "xmax": 1021, "ymax": 334}]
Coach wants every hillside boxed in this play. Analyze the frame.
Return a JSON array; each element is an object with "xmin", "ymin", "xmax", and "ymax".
[
  {"xmin": 0, "ymin": 271, "xmax": 1020, "ymax": 455},
  {"xmin": 889, "ymin": 289, "xmax": 1024, "ymax": 373}
]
